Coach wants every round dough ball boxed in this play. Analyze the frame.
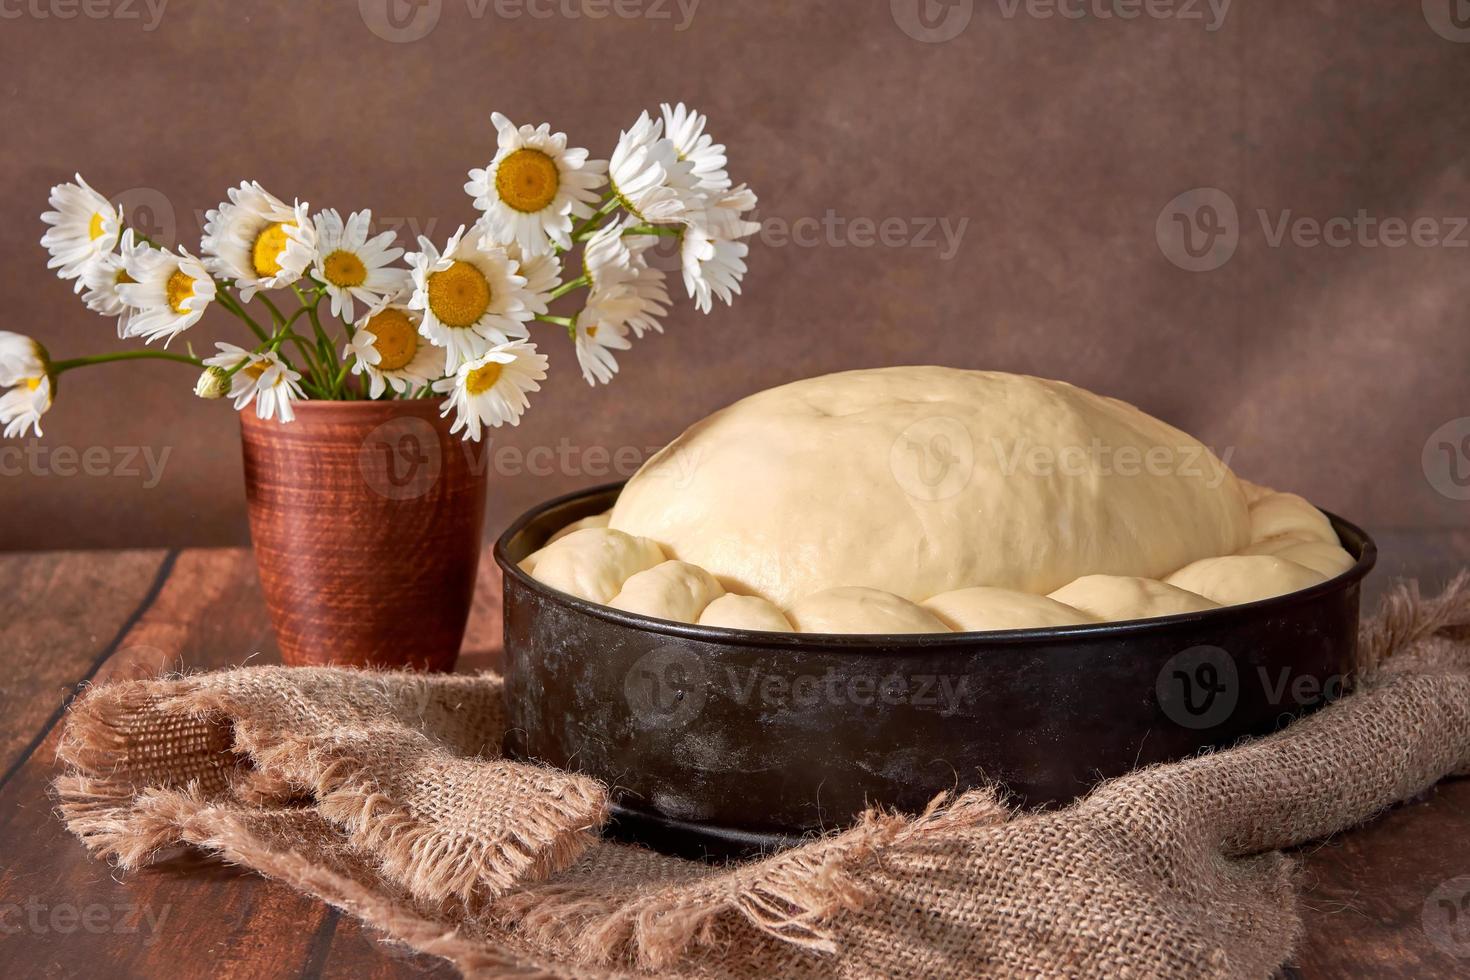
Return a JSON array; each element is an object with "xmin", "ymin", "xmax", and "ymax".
[
  {"xmin": 609, "ymin": 367, "xmax": 1251, "ymax": 607},
  {"xmin": 1165, "ymin": 555, "xmax": 1326, "ymax": 607},
  {"xmin": 697, "ymin": 594, "xmax": 795, "ymax": 632},
  {"xmin": 1237, "ymin": 531, "xmax": 1318, "ymax": 557},
  {"xmin": 527, "ymin": 527, "xmax": 666, "ymax": 604},
  {"xmin": 922, "ymin": 587, "xmax": 1098, "ymax": 632},
  {"xmin": 1240, "ymin": 536, "xmax": 1355, "ymax": 579},
  {"xmin": 1248, "ymin": 492, "xmax": 1337, "ymax": 546},
  {"xmin": 547, "ymin": 511, "xmax": 611, "ymax": 545},
  {"xmin": 785, "ymin": 587, "xmax": 951, "ymax": 635},
  {"xmin": 1048, "ymin": 575, "xmax": 1220, "ymax": 622},
  {"xmin": 608, "ymin": 560, "xmax": 726, "ymax": 623}
]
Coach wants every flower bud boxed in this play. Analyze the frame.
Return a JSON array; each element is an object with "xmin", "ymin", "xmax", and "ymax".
[{"xmin": 194, "ymin": 366, "xmax": 229, "ymax": 400}]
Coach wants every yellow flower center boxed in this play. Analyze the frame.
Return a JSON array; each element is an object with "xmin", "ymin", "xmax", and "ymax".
[
  {"xmin": 114, "ymin": 267, "xmax": 136, "ymax": 286},
  {"xmin": 323, "ymin": 249, "xmax": 368, "ymax": 288},
  {"xmin": 585, "ymin": 324, "xmax": 599, "ymax": 338},
  {"xmin": 166, "ymin": 269, "xmax": 196, "ymax": 314},
  {"xmin": 465, "ymin": 361, "xmax": 504, "ymax": 396},
  {"xmin": 24, "ymin": 376, "xmax": 42, "ymax": 391},
  {"xmin": 251, "ymin": 222, "xmax": 294, "ymax": 278},
  {"xmin": 88, "ymin": 212, "xmax": 107, "ymax": 241},
  {"xmin": 243, "ymin": 360, "xmax": 269, "ymax": 381},
  {"xmin": 426, "ymin": 260, "xmax": 492, "ymax": 328},
  {"xmin": 367, "ymin": 308, "xmax": 418, "ymax": 371},
  {"xmin": 495, "ymin": 148, "xmax": 560, "ymax": 213}
]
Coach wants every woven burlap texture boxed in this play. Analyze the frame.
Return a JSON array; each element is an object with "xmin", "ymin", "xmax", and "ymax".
[{"xmin": 53, "ymin": 576, "xmax": 1470, "ymax": 978}]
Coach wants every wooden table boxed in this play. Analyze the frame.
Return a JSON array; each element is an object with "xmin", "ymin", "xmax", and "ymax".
[{"xmin": 0, "ymin": 538, "xmax": 1467, "ymax": 978}]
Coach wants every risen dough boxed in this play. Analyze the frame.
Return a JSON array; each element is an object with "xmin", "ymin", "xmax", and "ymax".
[
  {"xmin": 1248, "ymin": 492, "xmax": 1337, "ymax": 545},
  {"xmin": 610, "ymin": 367, "xmax": 1250, "ymax": 606},
  {"xmin": 609, "ymin": 560, "xmax": 725, "ymax": 623},
  {"xmin": 697, "ymin": 594, "xmax": 796, "ymax": 632},
  {"xmin": 922, "ymin": 587, "xmax": 1098, "ymax": 632},
  {"xmin": 526, "ymin": 528, "xmax": 666, "ymax": 604},
  {"xmin": 785, "ymin": 587, "xmax": 950, "ymax": 635},
  {"xmin": 1165, "ymin": 555, "xmax": 1326, "ymax": 606},
  {"xmin": 1048, "ymin": 575, "xmax": 1220, "ymax": 622},
  {"xmin": 1240, "ymin": 535, "xmax": 1355, "ymax": 579},
  {"xmin": 547, "ymin": 511, "xmax": 611, "ymax": 545}
]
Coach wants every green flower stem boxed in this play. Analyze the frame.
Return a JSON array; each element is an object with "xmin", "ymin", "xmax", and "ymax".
[
  {"xmin": 255, "ymin": 292, "xmax": 290, "ymax": 329},
  {"xmin": 535, "ymin": 314, "xmax": 574, "ymax": 328},
  {"xmin": 214, "ymin": 288, "xmax": 271, "ymax": 343},
  {"xmin": 622, "ymin": 224, "xmax": 682, "ymax": 238},
  {"xmin": 51, "ymin": 350, "xmax": 205, "ymax": 374},
  {"xmin": 568, "ymin": 196, "xmax": 622, "ymax": 242},
  {"xmin": 546, "ymin": 275, "xmax": 590, "ymax": 302}
]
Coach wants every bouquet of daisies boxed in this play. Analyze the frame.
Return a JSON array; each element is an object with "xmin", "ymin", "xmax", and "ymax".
[{"xmin": 6, "ymin": 104, "xmax": 759, "ymax": 442}]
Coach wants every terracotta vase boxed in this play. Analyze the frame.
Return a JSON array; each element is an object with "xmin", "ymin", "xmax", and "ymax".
[{"xmin": 239, "ymin": 399, "xmax": 487, "ymax": 671}]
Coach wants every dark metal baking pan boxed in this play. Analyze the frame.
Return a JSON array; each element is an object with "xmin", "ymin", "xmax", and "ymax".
[{"xmin": 496, "ymin": 482, "xmax": 1376, "ymax": 860}]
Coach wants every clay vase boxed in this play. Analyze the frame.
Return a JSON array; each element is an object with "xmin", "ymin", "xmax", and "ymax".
[{"xmin": 239, "ymin": 400, "xmax": 487, "ymax": 671}]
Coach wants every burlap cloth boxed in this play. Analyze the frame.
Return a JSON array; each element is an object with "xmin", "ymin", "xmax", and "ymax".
[{"xmin": 53, "ymin": 577, "xmax": 1470, "ymax": 978}]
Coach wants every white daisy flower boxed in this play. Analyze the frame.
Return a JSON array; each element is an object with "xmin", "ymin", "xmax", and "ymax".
[
  {"xmin": 117, "ymin": 248, "xmax": 217, "ymax": 346},
  {"xmin": 607, "ymin": 111, "xmax": 700, "ymax": 225},
  {"xmin": 80, "ymin": 229, "xmax": 148, "ymax": 337},
  {"xmin": 345, "ymin": 299, "xmax": 444, "ymax": 398},
  {"xmin": 433, "ymin": 340, "xmax": 547, "ymax": 442},
  {"xmin": 201, "ymin": 181, "xmax": 316, "ymax": 301},
  {"xmin": 203, "ymin": 343, "xmax": 306, "ymax": 423},
  {"xmin": 495, "ymin": 233, "xmax": 562, "ymax": 317},
  {"xmin": 681, "ymin": 184, "xmax": 761, "ymax": 314},
  {"xmin": 0, "ymin": 332, "xmax": 49, "ymax": 388},
  {"xmin": 572, "ymin": 315, "xmax": 631, "ymax": 387},
  {"xmin": 405, "ymin": 225, "xmax": 534, "ymax": 372},
  {"xmin": 0, "ymin": 332, "xmax": 53, "ymax": 438},
  {"xmin": 582, "ymin": 218, "xmax": 670, "ymax": 338},
  {"xmin": 661, "ymin": 103, "xmax": 730, "ymax": 193},
  {"xmin": 466, "ymin": 113, "xmax": 608, "ymax": 255},
  {"xmin": 310, "ymin": 209, "xmax": 406, "ymax": 323},
  {"xmin": 40, "ymin": 174, "xmax": 122, "ymax": 283},
  {"xmin": 1, "ymin": 375, "xmax": 52, "ymax": 439}
]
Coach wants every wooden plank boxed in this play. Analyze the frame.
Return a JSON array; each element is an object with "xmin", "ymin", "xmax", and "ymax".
[
  {"xmin": 0, "ymin": 549, "xmax": 168, "ymax": 779},
  {"xmin": 0, "ymin": 548, "xmax": 337, "ymax": 979},
  {"xmin": 0, "ymin": 546, "xmax": 502, "ymax": 979},
  {"xmin": 1290, "ymin": 779, "xmax": 1470, "ymax": 976}
]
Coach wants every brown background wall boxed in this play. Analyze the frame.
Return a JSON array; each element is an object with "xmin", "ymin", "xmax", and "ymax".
[{"xmin": 1, "ymin": 0, "xmax": 1467, "ymax": 551}]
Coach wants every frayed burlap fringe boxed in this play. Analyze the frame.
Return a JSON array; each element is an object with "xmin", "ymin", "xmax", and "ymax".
[{"xmin": 53, "ymin": 575, "xmax": 1470, "ymax": 978}]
